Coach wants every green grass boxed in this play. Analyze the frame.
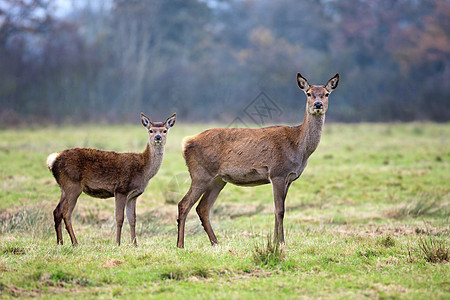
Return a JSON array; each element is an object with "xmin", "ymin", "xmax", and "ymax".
[{"xmin": 0, "ymin": 122, "xmax": 449, "ymax": 299}]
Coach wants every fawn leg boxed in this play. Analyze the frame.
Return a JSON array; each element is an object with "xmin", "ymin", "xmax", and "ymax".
[
  {"xmin": 115, "ymin": 193, "xmax": 127, "ymax": 246},
  {"xmin": 126, "ymin": 197, "xmax": 138, "ymax": 246}
]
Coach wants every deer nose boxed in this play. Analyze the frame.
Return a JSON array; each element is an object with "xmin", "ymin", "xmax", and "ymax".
[
  {"xmin": 155, "ymin": 135, "xmax": 162, "ymax": 141},
  {"xmin": 314, "ymin": 102, "xmax": 323, "ymax": 109}
]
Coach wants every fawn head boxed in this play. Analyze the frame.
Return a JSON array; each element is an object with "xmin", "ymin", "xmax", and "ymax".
[
  {"xmin": 141, "ymin": 112, "xmax": 176, "ymax": 146},
  {"xmin": 297, "ymin": 73, "xmax": 339, "ymax": 116}
]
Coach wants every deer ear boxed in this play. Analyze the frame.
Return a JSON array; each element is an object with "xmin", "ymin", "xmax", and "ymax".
[
  {"xmin": 297, "ymin": 73, "xmax": 310, "ymax": 91},
  {"xmin": 325, "ymin": 73, "xmax": 339, "ymax": 92},
  {"xmin": 140, "ymin": 112, "xmax": 152, "ymax": 129},
  {"xmin": 165, "ymin": 113, "xmax": 176, "ymax": 128}
]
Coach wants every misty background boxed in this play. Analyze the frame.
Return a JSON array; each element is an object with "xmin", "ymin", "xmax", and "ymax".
[{"xmin": 0, "ymin": 0, "xmax": 449, "ymax": 126}]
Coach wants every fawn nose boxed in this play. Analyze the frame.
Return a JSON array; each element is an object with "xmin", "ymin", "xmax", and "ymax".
[
  {"xmin": 155, "ymin": 135, "xmax": 162, "ymax": 141},
  {"xmin": 314, "ymin": 102, "xmax": 323, "ymax": 109}
]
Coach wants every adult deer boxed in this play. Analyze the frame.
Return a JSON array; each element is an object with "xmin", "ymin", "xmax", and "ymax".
[
  {"xmin": 177, "ymin": 73, "xmax": 339, "ymax": 248},
  {"xmin": 47, "ymin": 113, "xmax": 176, "ymax": 246}
]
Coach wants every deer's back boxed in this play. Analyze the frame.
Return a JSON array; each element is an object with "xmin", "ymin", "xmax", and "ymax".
[
  {"xmin": 183, "ymin": 126, "xmax": 302, "ymax": 180},
  {"xmin": 51, "ymin": 148, "xmax": 145, "ymax": 196}
]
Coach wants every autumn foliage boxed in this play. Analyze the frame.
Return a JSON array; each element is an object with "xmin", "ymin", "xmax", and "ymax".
[{"xmin": 0, "ymin": 0, "xmax": 448, "ymax": 124}]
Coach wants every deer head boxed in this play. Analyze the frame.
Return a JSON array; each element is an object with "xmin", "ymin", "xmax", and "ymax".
[
  {"xmin": 141, "ymin": 113, "xmax": 176, "ymax": 147},
  {"xmin": 297, "ymin": 73, "xmax": 339, "ymax": 116}
]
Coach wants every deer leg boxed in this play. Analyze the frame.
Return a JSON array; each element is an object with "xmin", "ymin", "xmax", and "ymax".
[
  {"xmin": 271, "ymin": 177, "xmax": 290, "ymax": 245},
  {"xmin": 53, "ymin": 191, "xmax": 65, "ymax": 245},
  {"xmin": 115, "ymin": 193, "xmax": 127, "ymax": 246},
  {"xmin": 126, "ymin": 197, "xmax": 138, "ymax": 246},
  {"xmin": 61, "ymin": 184, "xmax": 82, "ymax": 246},
  {"xmin": 196, "ymin": 178, "xmax": 226, "ymax": 246},
  {"xmin": 177, "ymin": 182, "xmax": 210, "ymax": 248}
]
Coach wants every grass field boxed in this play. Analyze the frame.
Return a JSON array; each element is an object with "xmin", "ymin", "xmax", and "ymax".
[{"xmin": 0, "ymin": 122, "xmax": 449, "ymax": 299}]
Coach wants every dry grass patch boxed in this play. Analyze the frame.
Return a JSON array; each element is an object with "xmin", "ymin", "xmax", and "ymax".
[
  {"xmin": 102, "ymin": 259, "xmax": 124, "ymax": 268},
  {"xmin": 386, "ymin": 194, "xmax": 449, "ymax": 219},
  {"xmin": 2, "ymin": 285, "xmax": 40, "ymax": 298},
  {"xmin": 252, "ymin": 234, "xmax": 285, "ymax": 268},
  {"xmin": 329, "ymin": 224, "xmax": 448, "ymax": 238},
  {"xmin": 0, "ymin": 205, "xmax": 53, "ymax": 238},
  {"xmin": 418, "ymin": 235, "xmax": 449, "ymax": 263}
]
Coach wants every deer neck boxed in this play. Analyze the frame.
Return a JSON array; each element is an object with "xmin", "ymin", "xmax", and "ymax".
[
  {"xmin": 299, "ymin": 110, "xmax": 325, "ymax": 157},
  {"xmin": 142, "ymin": 143, "xmax": 165, "ymax": 179}
]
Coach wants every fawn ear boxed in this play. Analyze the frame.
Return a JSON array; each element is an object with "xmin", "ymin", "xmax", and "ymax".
[
  {"xmin": 141, "ymin": 112, "xmax": 152, "ymax": 129},
  {"xmin": 165, "ymin": 113, "xmax": 176, "ymax": 128},
  {"xmin": 325, "ymin": 73, "xmax": 339, "ymax": 92},
  {"xmin": 297, "ymin": 73, "xmax": 310, "ymax": 91}
]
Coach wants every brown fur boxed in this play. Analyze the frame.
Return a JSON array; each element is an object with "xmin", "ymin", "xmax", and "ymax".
[
  {"xmin": 48, "ymin": 112, "xmax": 176, "ymax": 246},
  {"xmin": 176, "ymin": 74, "xmax": 339, "ymax": 248},
  {"xmin": 51, "ymin": 147, "xmax": 151, "ymax": 198}
]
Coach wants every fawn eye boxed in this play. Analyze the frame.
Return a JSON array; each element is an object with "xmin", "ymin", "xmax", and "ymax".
[
  {"xmin": 163, "ymin": 130, "xmax": 167, "ymax": 133},
  {"xmin": 307, "ymin": 93, "xmax": 311, "ymax": 97},
  {"xmin": 149, "ymin": 130, "xmax": 153, "ymax": 133},
  {"xmin": 325, "ymin": 93, "xmax": 329, "ymax": 97}
]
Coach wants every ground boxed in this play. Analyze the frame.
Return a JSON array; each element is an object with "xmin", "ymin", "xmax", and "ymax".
[{"xmin": 0, "ymin": 123, "xmax": 449, "ymax": 299}]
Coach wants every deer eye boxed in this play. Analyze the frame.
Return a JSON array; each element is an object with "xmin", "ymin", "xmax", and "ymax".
[
  {"xmin": 149, "ymin": 130, "xmax": 153, "ymax": 133},
  {"xmin": 325, "ymin": 93, "xmax": 329, "ymax": 97},
  {"xmin": 163, "ymin": 130, "xmax": 167, "ymax": 133},
  {"xmin": 307, "ymin": 93, "xmax": 311, "ymax": 97}
]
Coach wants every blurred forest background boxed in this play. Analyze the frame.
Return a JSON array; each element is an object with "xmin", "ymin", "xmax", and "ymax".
[{"xmin": 0, "ymin": 0, "xmax": 449, "ymax": 126}]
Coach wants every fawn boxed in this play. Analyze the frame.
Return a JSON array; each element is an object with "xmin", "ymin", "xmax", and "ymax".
[{"xmin": 47, "ymin": 113, "xmax": 176, "ymax": 246}]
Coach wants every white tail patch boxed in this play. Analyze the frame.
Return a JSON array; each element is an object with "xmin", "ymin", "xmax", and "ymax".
[
  {"xmin": 46, "ymin": 152, "xmax": 60, "ymax": 170},
  {"xmin": 181, "ymin": 136, "xmax": 193, "ymax": 156}
]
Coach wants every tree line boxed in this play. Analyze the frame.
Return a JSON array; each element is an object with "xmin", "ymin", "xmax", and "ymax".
[{"xmin": 0, "ymin": 0, "xmax": 449, "ymax": 126}]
